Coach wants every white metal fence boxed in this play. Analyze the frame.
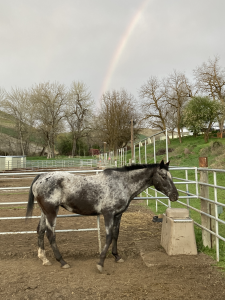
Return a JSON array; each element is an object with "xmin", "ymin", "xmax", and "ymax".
[
  {"xmin": 142, "ymin": 166, "xmax": 225, "ymax": 262},
  {"xmin": 0, "ymin": 158, "xmax": 99, "ymax": 171},
  {"xmin": 1, "ymin": 167, "xmax": 225, "ymax": 262},
  {"xmin": 0, "ymin": 170, "xmax": 103, "ymax": 253},
  {"xmin": 115, "ymin": 129, "xmax": 169, "ymax": 167}
]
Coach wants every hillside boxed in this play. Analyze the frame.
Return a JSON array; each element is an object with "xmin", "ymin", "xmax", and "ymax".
[
  {"xmin": 0, "ymin": 110, "xmax": 18, "ymax": 138},
  {"xmin": 130, "ymin": 135, "xmax": 225, "ymax": 169},
  {"xmin": 0, "ymin": 110, "xmax": 42, "ymax": 155}
]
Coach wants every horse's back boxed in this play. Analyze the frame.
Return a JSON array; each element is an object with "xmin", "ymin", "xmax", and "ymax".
[{"xmin": 32, "ymin": 171, "xmax": 106, "ymax": 215}]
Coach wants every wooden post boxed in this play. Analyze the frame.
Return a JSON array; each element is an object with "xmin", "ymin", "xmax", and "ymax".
[{"xmin": 199, "ymin": 157, "xmax": 211, "ymax": 248}]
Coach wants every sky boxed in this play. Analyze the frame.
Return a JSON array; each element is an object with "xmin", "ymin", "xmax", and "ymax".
[{"xmin": 1, "ymin": 0, "xmax": 225, "ymax": 109}]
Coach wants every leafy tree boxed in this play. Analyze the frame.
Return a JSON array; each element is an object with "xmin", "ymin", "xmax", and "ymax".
[
  {"xmin": 56, "ymin": 133, "xmax": 73, "ymax": 155},
  {"xmin": 183, "ymin": 96, "xmax": 222, "ymax": 142}
]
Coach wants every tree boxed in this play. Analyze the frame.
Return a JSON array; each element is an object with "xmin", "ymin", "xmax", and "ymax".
[
  {"xmin": 165, "ymin": 70, "xmax": 192, "ymax": 143},
  {"xmin": 97, "ymin": 89, "xmax": 140, "ymax": 152},
  {"xmin": 1, "ymin": 87, "xmax": 35, "ymax": 155},
  {"xmin": 139, "ymin": 76, "xmax": 168, "ymax": 131},
  {"xmin": 182, "ymin": 96, "xmax": 222, "ymax": 142},
  {"xmin": 31, "ymin": 82, "xmax": 67, "ymax": 158},
  {"xmin": 194, "ymin": 56, "xmax": 225, "ymax": 133},
  {"xmin": 64, "ymin": 81, "xmax": 93, "ymax": 157}
]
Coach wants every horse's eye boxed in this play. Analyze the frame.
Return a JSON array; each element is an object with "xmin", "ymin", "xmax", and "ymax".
[{"xmin": 162, "ymin": 175, "xmax": 167, "ymax": 179}]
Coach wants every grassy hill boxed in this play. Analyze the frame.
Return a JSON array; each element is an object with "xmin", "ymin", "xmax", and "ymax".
[
  {"xmin": 0, "ymin": 111, "xmax": 18, "ymax": 138},
  {"xmin": 128, "ymin": 134, "xmax": 225, "ymax": 169}
]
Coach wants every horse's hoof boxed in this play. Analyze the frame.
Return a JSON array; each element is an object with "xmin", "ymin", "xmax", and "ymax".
[
  {"xmin": 62, "ymin": 264, "xmax": 70, "ymax": 269},
  {"xmin": 43, "ymin": 260, "xmax": 52, "ymax": 266},
  {"xmin": 117, "ymin": 258, "xmax": 124, "ymax": 263},
  {"xmin": 97, "ymin": 264, "xmax": 103, "ymax": 273}
]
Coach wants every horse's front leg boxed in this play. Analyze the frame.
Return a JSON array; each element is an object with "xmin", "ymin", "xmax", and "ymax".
[
  {"xmin": 112, "ymin": 213, "xmax": 124, "ymax": 263},
  {"xmin": 97, "ymin": 214, "xmax": 114, "ymax": 273}
]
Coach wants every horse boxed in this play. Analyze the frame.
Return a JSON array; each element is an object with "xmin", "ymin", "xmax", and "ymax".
[{"xmin": 26, "ymin": 160, "xmax": 178, "ymax": 273}]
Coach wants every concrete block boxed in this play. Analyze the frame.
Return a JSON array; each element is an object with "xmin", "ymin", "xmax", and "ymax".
[
  {"xmin": 161, "ymin": 208, "xmax": 197, "ymax": 256},
  {"xmin": 166, "ymin": 208, "xmax": 189, "ymax": 218}
]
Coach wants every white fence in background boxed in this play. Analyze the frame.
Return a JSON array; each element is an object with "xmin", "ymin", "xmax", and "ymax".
[
  {"xmin": 116, "ymin": 129, "xmax": 169, "ymax": 167},
  {"xmin": 0, "ymin": 158, "xmax": 99, "ymax": 171}
]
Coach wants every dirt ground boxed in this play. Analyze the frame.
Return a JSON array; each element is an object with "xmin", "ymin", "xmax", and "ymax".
[{"xmin": 1, "ymin": 174, "xmax": 225, "ymax": 300}]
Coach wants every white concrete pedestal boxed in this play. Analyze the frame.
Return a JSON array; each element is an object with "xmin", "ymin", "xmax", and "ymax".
[{"xmin": 161, "ymin": 208, "xmax": 197, "ymax": 255}]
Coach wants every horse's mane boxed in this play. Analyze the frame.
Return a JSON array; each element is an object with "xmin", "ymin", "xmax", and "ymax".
[{"xmin": 104, "ymin": 163, "xmax": 168, "ymax": 175}]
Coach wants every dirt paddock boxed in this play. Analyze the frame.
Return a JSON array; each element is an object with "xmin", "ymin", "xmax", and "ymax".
[{"xmin": 0, "ymin": 173, "xmax": 225, "ymax": 300}]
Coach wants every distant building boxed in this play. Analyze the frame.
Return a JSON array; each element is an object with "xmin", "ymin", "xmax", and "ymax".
[
  {"xmin": 89, "ymin": 148, "xmax": 100, "ymax": 156},
  {"xmin": 0, "ymin": 156, "xmax": 26, "ymax": 171}
]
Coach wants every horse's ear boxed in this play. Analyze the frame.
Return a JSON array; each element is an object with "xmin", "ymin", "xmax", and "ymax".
[
  {"xmin": 166, "ymin": 161, "xmax": 170, "ymax": 166},
  {"xmin": 159, "ymin": 160, "xmax": 164, "ymax": 169}
]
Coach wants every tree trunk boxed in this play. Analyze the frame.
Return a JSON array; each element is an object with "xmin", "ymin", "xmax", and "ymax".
[
  {"xmin": 71, "ymin": 134, "xmax": 77, "ymax": 157},
  {"xmin": 39, "ymin": 146, "xmax": 46, "ymax": 156},
  {"xmin": 204, "ymin": 123, "xmax": 212, "ymax": 143},
  {"xmin": 47, "ymin": 140, "xmax": 52, "ymax": 159},
  {"xmin": 219, "ymin": 116, "xmax": 224, "ymax": 134},
  {"xmin": 177, "ymin": 108, "xmax": 182, "ymax": 143}
]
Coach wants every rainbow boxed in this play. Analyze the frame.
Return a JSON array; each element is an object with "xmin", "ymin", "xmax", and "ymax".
[{"xmin": 98, "ymin": 0, "xmax": 149, "ymax": 108}]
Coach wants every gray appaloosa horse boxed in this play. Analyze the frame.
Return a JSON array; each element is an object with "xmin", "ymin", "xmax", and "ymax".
[{"xmin": 26, "ymin": 160, "xmax": 178, "ymax": 273}]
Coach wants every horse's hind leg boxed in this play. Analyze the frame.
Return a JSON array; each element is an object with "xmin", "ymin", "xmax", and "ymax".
[
  {"xmin": 45, "ymin": 209, "xmax": 70, "ymax": 269},
  {"xmin": 112, "ymin": 214, "xmax": 124, "ymax": 263},
  {"xmin": 37, "ymin": 212, "xmax": 52, "ymax": 266}
]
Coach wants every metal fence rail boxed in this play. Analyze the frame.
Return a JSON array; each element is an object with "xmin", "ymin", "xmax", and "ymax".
[
  {"xmin": 0, "ymin": 158, "xmax": 100, "ymax": 171},
  {"xmin": 1, "ymin": 167, "xmax": 225, "ymax": 262},
  {"xmin": 0, "ymin": 170, "xmax": 103, "ymax": 253},
  {"xmin": 143, "ymin": 166, "xmax": 225, "ymax": 262}
]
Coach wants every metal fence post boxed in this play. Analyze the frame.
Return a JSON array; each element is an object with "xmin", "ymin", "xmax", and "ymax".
[
  {"xmin": 153, "ymin": 137, "xmax": 156, "ymax": 163},
  {"xmin": 213, "ymin": 171, "xmax": 219, "ymax": 259},
  {"xmin": 145, "ymin": 140, "xmax": 147, "ymax": 164},
  {"xmin": 199, "ymin": 157, "xmax": 211, "ymax": 248},
  {"xmin": 166, "ymin": 129, "xmax": 168, "ymax": 162},
  {"xmin": 185, "ymin": 169, "xmax": 189, "ymax": 210}
]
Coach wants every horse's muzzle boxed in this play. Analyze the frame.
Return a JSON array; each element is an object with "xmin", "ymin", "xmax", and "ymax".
[{"xmin": 169, "ymin": 192, "xmax": 179, "ymax": 202}]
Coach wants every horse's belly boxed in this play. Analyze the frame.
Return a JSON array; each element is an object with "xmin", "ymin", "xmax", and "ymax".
[{"xmin": 63, "ymin": 195, "xmax": 100, "ymax": 216}]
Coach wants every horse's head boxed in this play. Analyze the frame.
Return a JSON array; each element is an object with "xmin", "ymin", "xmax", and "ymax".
[{"xmin": 152, "ymin": 160, "xmax": 178, "ymax": 202}]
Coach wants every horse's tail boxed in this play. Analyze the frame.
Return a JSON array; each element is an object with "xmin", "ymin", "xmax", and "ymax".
[{"xmin": 26, "ymin": 174, "xmax": 41, "ymax": 219}]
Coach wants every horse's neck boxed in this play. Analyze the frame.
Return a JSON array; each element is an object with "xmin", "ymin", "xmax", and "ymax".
[{"xmin": 127, "ymin": 168, "xmax": 154, "ymax": 198}]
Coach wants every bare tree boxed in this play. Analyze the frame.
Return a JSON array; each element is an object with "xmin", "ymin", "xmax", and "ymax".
[
  {"xmin": 194, "ymin": 56, "xmax": 225, "ymax": 133},
  {"xmin": 97, "ymin": 89, "xmax": 140, "ymax": 152},
  {"xmin": 1, "ymin": 87, "xmax": 35, "ymax": 155},
  {"xmin": 139, "ymin": 76, "xmax": 171, "ymax": 140},
  {"xmin": 64, "ymin": 81, "xmax": 93, "ymax": 157},
  {"xmin": 31, "ymin": 82, "xmax": 66, "ymax": 158},
  {"xmin": 165, "ymin": 70, "xmax": 191, "ymax": 143}
]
